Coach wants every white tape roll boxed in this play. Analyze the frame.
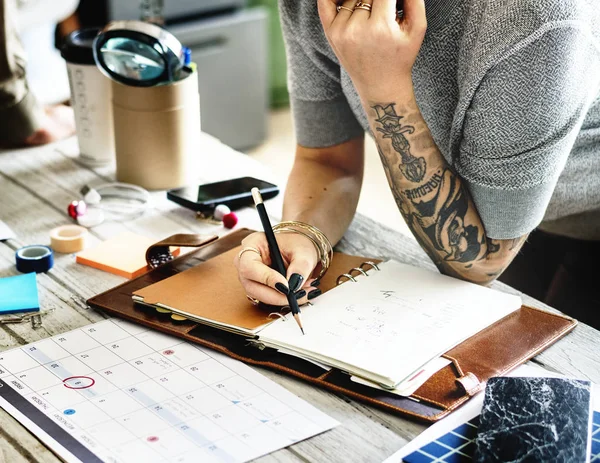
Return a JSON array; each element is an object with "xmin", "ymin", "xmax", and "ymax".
[{"xmin": 50, "ymin": 225, "xmax": 88, "ymax": 253}]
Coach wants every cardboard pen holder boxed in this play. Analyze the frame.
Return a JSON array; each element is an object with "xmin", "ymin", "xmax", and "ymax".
[{"xmin": 111, "ymin": 70, "xmax": 201, "ymax": 190}]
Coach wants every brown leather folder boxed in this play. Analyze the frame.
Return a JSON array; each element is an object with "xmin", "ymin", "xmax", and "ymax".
[{"xmin": 87, "ymin": 229, "xmax": 577, "ymax": 422}]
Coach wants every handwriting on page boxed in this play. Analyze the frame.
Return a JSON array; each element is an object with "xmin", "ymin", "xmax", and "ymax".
[
  {"xmin": 259, "ymin": 260, "xmax": 522, "ymax": 387},
  {"xmin": 325, "ymin": 290, "xmax": 464, "ymax": 347}
]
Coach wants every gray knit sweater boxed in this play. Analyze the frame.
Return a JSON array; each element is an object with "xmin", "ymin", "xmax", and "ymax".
[{"xmin": 279, "ymin": 0, "xmax": 600, "ymax": 240}]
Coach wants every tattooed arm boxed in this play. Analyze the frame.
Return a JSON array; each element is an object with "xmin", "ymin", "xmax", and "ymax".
[
  {"xmin": 371, "ymin": 97, "xmax": 526, "ymax": 283},
  {"xmin": 318, "ymin": 0, "xmax": 527, "ymax": 284}
]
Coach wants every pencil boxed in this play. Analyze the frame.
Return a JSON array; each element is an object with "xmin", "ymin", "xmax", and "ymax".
[{"xmin": 251, "ymin": 187, "xmax": 304, "ymax": 335}]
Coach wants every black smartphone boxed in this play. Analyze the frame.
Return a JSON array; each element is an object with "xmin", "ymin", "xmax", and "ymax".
[{"xmin": 167, "ymin": 177, "xmax": 279, "ymax": 214}]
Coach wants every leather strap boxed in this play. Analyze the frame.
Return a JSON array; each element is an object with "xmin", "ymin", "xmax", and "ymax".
[
  {"xmin": 145, "ymin": 234, "xmax": 219, "ymax": 268},
  {"xmin": 455, "ymin": 372, "xmax": 483, "ymax": 397}
]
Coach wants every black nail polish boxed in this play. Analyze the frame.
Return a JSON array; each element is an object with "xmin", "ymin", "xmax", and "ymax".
[
  {"xmin": 310, "ymin": 280, "xmax": 321, "ymax": 287},
  {"xmin": 288, "ymin": 273, "xmax": 304, "ymax": 292},
  {"xmin": 275, "ymin": 283, "xmax": 289, "ymax": 295},
  {"xmin": 295, "ymin": 289, "xmax": 307, "ymax": 299},
  {"xmin": 308, "ymin": 289, "xmax": 322, "ymax": 300}
]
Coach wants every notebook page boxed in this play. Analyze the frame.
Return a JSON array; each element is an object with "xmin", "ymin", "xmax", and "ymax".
[{"xmin": 258, "ymin": 260, "xmax": 522, "ymax": 387}]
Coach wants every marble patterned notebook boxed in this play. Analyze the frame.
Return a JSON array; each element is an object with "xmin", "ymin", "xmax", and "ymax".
[{"xmin": 474, "ymin": 377, "xmax": 593, "ymax": 462}]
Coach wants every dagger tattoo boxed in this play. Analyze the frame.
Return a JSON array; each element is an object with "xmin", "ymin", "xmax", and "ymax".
[{"xmin": 372, "ymin": 103, "xmax": 426, "ymax": 183}]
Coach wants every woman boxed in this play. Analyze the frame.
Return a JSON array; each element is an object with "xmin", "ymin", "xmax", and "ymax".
[{"xmin": 234, "ymin": 0, "xmax": 600, "ymax": 319}]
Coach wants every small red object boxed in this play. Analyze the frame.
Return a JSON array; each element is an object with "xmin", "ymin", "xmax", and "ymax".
[
  {"xmin": 67, "ymin": 201, "xmax": 79, "ymax": 219},
  {"xmin": 67, "ymin": 200, "xmax": 87, "ymax": 220},
  {"xmin": 222, "ymin": 212, "xmax": 238, "ymax": 229}
]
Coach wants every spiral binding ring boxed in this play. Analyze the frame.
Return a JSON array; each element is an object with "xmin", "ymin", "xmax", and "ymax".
[
  {"xmin": 337, "ymin": 261, "xmax": 381, "ymax": 285},
  {"xmin": 336, "ymin": 273, "xmax": 357, "ymax": 285},
  {"xmin": 360, "ymin": 261, "xmax": 380, "ymax": 271},
  {"xmin": 349, "ymin": 267, "xmax": 368, "ymax": 277},
  {"xmin": 267, "ymin": 312, "xmax": 286, "ymax": 321}
]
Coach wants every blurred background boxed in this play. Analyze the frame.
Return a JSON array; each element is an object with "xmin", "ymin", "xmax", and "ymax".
[{"xmin": 20, "ymin": 0, "xmax": 408, "ymax": 235}]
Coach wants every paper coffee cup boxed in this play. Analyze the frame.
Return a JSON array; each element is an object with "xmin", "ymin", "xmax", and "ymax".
[{"xmin": 61, "ymin": 29, "xmax": 115, "ymax": 166}]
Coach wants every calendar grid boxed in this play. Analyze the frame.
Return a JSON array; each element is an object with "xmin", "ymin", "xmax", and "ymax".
[
  {"xmin": 403, "ymin": 412, "xmax": 600, "ymax": 463},
  {"xmin": 0, "ymin": 319, "xmax": 338, "ymax": 463}
]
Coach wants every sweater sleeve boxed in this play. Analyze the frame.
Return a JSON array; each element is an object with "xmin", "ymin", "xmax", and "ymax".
[
  {"xmin": 279, "ymin": 1, "xmax": 364, "ymax": 148},
  {"xmin": 455, "ymin": 25, "xmax": 600, "ymax": 239}
]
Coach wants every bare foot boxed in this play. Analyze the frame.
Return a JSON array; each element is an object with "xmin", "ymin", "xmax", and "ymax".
[{"xmin": 24, "ymin": 104, "xmax": 76, "ymax": 146}]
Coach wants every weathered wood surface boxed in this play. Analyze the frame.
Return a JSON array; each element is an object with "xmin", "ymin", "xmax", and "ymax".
[{"xmin": 0, "ymin": 136, "xmax": 599, "ymax": 462}]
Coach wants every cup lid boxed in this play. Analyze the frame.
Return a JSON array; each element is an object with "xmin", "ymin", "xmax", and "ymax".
[{"xmin": 61, "ymin": 28, "xmax": 101, "ymax": 65}]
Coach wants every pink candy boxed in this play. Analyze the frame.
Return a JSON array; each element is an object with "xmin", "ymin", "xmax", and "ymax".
[{"xmin": 67, "ymin": 200, "xmax": 87, "ymax": 219}]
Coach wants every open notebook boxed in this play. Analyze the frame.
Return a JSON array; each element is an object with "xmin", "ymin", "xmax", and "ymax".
[
  {"xmin": 133, "ymin": 254, "xmax": 521, "ymax": 389},
  {"xmin": 132, "ymin": 248, "xmax": 372, "ymax": 336}
]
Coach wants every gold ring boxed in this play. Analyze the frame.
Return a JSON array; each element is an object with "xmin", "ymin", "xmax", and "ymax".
[
  {"xmin": 246, "ymin": 295, "xmax": 260, "ymax": 306},
  {"xmin": 355, "ymin": 2, "xmax": 372, "ymax": 11},
  {"xmin": 336, "ymin": 5, "xmax": 355, "ymax": 13},
  {"xmin": 238, "ymin": 246, "xmax": 262, "ymax": 261}
]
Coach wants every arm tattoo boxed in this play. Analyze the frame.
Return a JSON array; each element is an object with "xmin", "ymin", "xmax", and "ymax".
[
  {"xmin": 405, "ymin": 167, "xmax": 486, "ymax": 264},
  {"xmin": 372, "ymin": 101, "xmax": 525, "ymax": 282},
  {"xmin": 372, "ymin": 103, "xmax": 427, "ymax": 183}
]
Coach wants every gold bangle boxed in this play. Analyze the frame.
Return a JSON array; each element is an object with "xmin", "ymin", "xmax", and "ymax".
[
  {"xmin": 275, "ymin": 221, "xmax": 333, "ymax": 253},
  {"xmin": 272, "ymin": 228, "xmax": 331, "ymax": 280},
  {"xmin": 272, "ymin": 221, "xmax": 333, "ymax": 280},
  {"xmin": 274, "ymin": 223, "xmax": 332, "ymax": 270},
  {"xmin": 273, "ymin": 228, "xmax": 326, "ymax": 279},
  {"xmin": 273, "ymin": 226, "xmax": 330, "ymax": 278}
]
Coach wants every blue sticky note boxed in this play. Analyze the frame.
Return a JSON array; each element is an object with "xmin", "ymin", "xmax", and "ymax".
[{"xmin": 0, "ymin": 273, "xmax": 40, "ymax": 314}]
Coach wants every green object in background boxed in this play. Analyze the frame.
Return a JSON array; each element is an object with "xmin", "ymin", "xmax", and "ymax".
[{"xmin": 248, "ymin": 0, "xmax": 289, "ymax": 108}]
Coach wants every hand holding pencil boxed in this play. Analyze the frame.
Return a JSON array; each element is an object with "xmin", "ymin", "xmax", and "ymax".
[
  {"xmin": 233, "ymin": 189, "xmax": 324, "ymax": 329},
  {"xmin": 251, "ymin": 188, "xmax": 306, "ymax": 334}
]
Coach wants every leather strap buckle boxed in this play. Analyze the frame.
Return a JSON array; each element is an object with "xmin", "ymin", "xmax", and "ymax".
[
  {"xmin": 145, "ymin": 233, "xmax": 219, "ymax": 268},
  {"xmin": 455, "ymin": 371, "xmax": 483, "ymax": 397}
]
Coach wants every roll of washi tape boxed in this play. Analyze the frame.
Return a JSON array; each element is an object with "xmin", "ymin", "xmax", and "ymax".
[
  {"xmin": 50, "ymin": 225, "xmax": 89, "ymax": 254},
  {"xmin": 15, "ymin": 245, "xmax": 54, "ymax": 273}
]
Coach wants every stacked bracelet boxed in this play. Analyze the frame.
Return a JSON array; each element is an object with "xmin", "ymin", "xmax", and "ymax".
[{"xmin": 272, "ymin": 221, "xmax": 333, "ymax": 280}]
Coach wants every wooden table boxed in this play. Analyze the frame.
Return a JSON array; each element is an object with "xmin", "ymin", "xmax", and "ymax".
[{"xmin": 1, "ymin": 136, "xmax": 599, "ymax": 463}]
